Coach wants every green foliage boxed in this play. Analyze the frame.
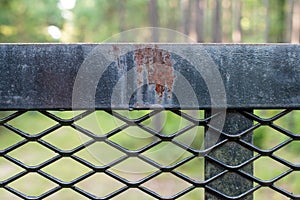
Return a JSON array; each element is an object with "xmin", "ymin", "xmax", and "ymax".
[
  {"xmin": 0, "ymin": 0, "xmax": 292, "ymax": 43},
  {"xmin": 0, "ymin": 0, "xmax": 63, "ymax": 42}
]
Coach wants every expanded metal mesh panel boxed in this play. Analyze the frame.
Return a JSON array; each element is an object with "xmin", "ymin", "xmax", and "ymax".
[{"xmin": 0, "ymin": 109, "xmax": 299, "ymax": 199}]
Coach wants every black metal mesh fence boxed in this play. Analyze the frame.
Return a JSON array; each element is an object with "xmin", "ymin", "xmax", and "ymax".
[
  {"xmin": 0, "ymin": 43, "xmax": 299, "ymax": 199},
  {"xmin": 0, "ymin": 109, "xmax": 299, "ymax": 199}
]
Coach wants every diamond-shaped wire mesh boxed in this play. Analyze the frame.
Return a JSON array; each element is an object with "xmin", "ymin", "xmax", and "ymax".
[{"xmin": 0, "ymin": 109, "xmax": 300, "ymax": 199}]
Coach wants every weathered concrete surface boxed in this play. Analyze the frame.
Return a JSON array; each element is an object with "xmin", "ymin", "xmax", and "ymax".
[{"xmin": 0, "ymin": 44, "xmax": 299, "ymax": 110}]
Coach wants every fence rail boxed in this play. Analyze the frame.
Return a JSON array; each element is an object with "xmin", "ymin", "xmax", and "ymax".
[
  {"xmin": 0, "ymin": 44, "xmax": 299, "ymax": 199},
  {"xmin": 1, "ymin": 44, "xmax": 299, "ymax": 109}
]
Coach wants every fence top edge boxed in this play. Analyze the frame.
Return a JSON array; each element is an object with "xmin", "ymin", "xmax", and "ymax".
[{"xmin": 0, "ymin": 43, "xmax": 299, "ymax": 46}]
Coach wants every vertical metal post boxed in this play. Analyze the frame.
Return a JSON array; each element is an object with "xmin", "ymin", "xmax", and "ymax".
[{"xmin": 205, "ymin": 110, "xmax": 253, "ymax": 199}]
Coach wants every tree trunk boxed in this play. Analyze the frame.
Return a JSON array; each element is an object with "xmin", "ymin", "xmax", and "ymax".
[
  {"xmin": 182, "ymin": 0, "xmax": 191, "ymax": 36},
  {"xmin": 149, "ymin": 0, "xmax": 159, "ymax": 42},
  {"xmin": 285, "ymin": 0, "xmax": 293, "ymax": 42},
  {"xmin": 292, "ymin": 0, "xmax": 300, "ymax": 43},
  {"xmin": 118, "ymin": 0, "xmax": 126, "ymax": 40},
  {"xmin": 232, "ymin": 0, "xmax": 242, "ymax": 42},
  {"xmin": 195, "ymin": 0, "xmax": 205, "ymax": 42},
  {"xmin": 278, "ymin": 0, "xmax": 287, "ymax": 42},
  {"xmin": 213, "ymin": 0, "xmax": 222, "ymax": 43},
  {"xmin": 264, "ymin": 0, "xmax": 270, "ymax": 42},
  {"xmin": 222, "ymin": 0, "xmax": 231, "ymax": 42}
]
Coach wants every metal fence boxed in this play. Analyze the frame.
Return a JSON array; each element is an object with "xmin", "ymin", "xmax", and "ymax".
[{"xmin": 0, "ymin": 44, "xmax": 299, "ymax": 199}]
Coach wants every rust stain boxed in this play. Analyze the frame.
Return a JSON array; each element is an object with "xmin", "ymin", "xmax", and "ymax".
[
  {"xmin": 155, "ymin": 84, "xmax": 165, "ymax": 96},
  {"xmin": 133, "ymin": 45, "xmax": 175, "ymax": 102},
  {"xmin": 112, "ymin": 45, "xmax": 120, "ymax": 68}
]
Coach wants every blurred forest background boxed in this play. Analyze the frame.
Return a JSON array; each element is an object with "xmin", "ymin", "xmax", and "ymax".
[{"xmin": 0, "ymin": 0, "xmax": 299, "ymax": 43}]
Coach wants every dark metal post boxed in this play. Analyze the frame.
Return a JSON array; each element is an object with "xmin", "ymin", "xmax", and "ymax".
[{"xmin": 205, "ymin": 110, "xmax": 253, "ymax": 199}]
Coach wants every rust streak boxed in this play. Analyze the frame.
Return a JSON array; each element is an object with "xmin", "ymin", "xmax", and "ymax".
[
  {"xmin": 112, "ymin": 45, "xmax": 120, "ymax": 68},
  {"xmin": 134, "ymin": 45, "xmax": 175, "ymax": 101}
]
